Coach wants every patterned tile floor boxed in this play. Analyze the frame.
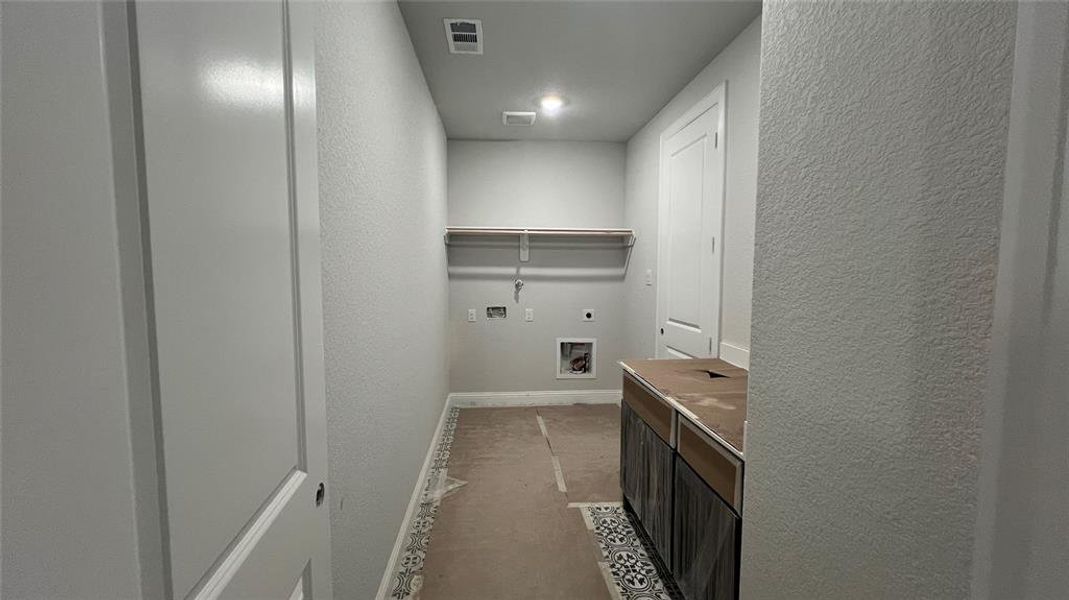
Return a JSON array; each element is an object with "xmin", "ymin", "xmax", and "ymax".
[
  {"xmin": 387, "ymin": 407, "xmax": 681, "ymax": 599},
  {"xmin": 580, "ymin": 504, "xmax": 683, "ymax": 600},
  {"xmin": 388, "ymin": 408, "xmax": 459, "ymax": 599}
]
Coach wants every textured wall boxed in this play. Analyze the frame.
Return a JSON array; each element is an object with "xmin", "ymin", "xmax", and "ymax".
[
  {"xmin": 1, "ymin": 2, "xmax": 144, "ymax": 597},
  {"xmin": 623, "ymin": 18, "xmax": 761, "ymax": 363},
  {"xmin": 447, "ymin": 141, "xmax": 627, "ymax": 392},
  {"xmin": 315, "ymin": 2, "xmax": 449, "ymax": 598},
  {"xmin": 742, "ymin": 3, "xmax": 1015, "ymax": 599}
]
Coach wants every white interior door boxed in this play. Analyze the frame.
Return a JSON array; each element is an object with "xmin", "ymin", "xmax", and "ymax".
[
  {"xmin": 656, "ymin": 86, "xmax": 725, "ymax": 359},
  {"xmin": 134, "ymin": 1, "xmax": 332, "ymax": 598}
]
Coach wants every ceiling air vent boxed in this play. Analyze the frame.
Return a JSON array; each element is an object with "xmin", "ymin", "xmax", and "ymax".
[
  {"xmin": 444, "ymin": 19, "xmax": 483, "ymax": 55},
  {"xmin": 502, "ymin": 111, "xmax": 537, "ymax": 127}
]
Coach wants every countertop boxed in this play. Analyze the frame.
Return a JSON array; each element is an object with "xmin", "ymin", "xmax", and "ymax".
[{"xmin": 619, "ymin": 358, "xmax": 747, "ymax": 458}]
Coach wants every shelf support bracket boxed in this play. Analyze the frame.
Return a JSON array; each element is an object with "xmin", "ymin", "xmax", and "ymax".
[{"xmin": 519, "ymin": 230, "xmax": 530, "ymax": 262}]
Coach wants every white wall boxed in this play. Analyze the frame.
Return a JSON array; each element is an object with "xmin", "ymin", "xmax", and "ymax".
[
  {"xmin": 447, "ymin": 141, "xmax": 627, "ymax": 393},
  {"xmin": 315, "ymin": 3, "xmax": 450, "ymax": 598},
  {"xmin": 972, "ymin": 4, "xmax": 1069, "ymax": 598},
  {"xmin": 2, "ymin": 2, "xmax": 145, "ymax": 597},
  {"xmin": 448, "ymin": 141, "xmax": 625, "ymax": 228},
  {"xmin": 623, "ymin": 17, "xmax": 761, "ymax": 365},
  {"xmin": 742, "ymin": 2, "xmax": 1015, "ymax": 599}
]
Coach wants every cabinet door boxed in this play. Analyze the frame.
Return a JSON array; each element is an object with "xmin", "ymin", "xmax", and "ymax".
[
  {"xmin": 673, "ymin": 456, "xmax": 739, "ymax": 600},
  {"xmin": 620, "ymin": 402, "xmax": 674, "ymax": 562},
  {"xmin": 643, "ymin": 419, "xmax": 674, "ymax": 562},
  {"xmin": 621, "ymin": 401, "xmax": 642, "ymax": 511}
]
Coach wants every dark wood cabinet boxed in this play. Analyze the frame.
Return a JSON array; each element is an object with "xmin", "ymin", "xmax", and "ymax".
[
  {"xmin": 620, "ymin": 361, "xmax": 746, "ymax": 600},
  {"xmin": 620, "ymin": 400, "xmax": 640, "ymax": 504},
  {"xmin": 620, "ymin": 401, "xmax": 674, "ymax": 561},
  {"xmin": 672, "ymin": 455, "xmax": 740, "ymax": 600}
]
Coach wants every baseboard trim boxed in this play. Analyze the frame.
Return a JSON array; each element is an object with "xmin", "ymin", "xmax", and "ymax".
[
  {"xmin": 447, "ymin": 389, "xmax": 622, "ymax": 407},
  {"xmin": 719, "ymin": 341, "xmax": 750, "ymax": 370},
  {"xmin": 374, "ymin": 395, "xmax": 454, "ymax": 600}
]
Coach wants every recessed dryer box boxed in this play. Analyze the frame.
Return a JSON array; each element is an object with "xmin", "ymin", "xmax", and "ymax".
[{"xmin": 557, "ymin": 338, "xmax": 596, "ymax": 379}]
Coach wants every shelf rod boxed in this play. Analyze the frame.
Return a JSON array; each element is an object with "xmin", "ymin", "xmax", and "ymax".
[
  {"xmin": 443, "ymin": 227, "xmax": 637, "ymax": 256},
  {"xmin": 445, "ymin": 227, "xmax": 633, "ymax": 235}
]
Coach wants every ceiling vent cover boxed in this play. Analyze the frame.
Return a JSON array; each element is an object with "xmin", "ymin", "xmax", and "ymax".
[
  {"xmin": 502, "ymin": 111, "xmax": 537, "ymax": 127},
  {"xmin": 444, "ymin": 19, "xmax": 483, "ymax": 55}
]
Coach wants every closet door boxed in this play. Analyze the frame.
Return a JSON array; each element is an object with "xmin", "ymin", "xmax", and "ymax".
[
  {"xmin": 656, "ymin": 86, "xmax": 725, "ymax": 359},
  {"xmin": 133, "ymin": 1, "xmax": 332, "ymax": 598}
]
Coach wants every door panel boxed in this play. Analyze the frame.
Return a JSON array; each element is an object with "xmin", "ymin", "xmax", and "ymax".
[
  {"xmin": 667, "ymin": 138, "xmax": 705, "ymax": 331},
  {"xmin": 657, "ymin": 90, "xmax": 725, "ymax": 359},
  {"xmin": 134, "ymin": 1, "xmax": 331, "ymax": 597},
  {"xmin": 665, "ymin": 346, "xmax": 696, "ymax": 359}
]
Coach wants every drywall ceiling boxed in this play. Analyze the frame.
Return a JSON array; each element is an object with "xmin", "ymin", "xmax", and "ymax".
[{"xmin": 399, "ymin": 1, "xmax": 762, "ymax": 142}]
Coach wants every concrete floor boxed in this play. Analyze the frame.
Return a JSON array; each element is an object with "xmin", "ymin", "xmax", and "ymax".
[{"xmin": 418, "ymin": 404, "xmax": 622, "ymax": 599}]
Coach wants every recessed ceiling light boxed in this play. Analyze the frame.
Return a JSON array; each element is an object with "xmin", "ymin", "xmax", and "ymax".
[{"xmin": 540, "ymin": 94, "xmax": 564, "ymax": 115}]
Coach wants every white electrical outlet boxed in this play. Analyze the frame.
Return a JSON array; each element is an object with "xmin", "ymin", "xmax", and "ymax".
[
  {"xmin": 582, "ymin": 309, "xmax": 595, "ymax": 322},
  {"xmin": 525, "ymin": 308, "xmax": 534, "ymax": 322},
  {"xmin": 467, "ymin": 309, "xmax": 477, "ymax": 322}
]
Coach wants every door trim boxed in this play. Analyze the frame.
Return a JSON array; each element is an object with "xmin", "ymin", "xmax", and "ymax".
[{"xmin": 654, "ymin": 83, "xmax": 727, "ymax": 358}]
